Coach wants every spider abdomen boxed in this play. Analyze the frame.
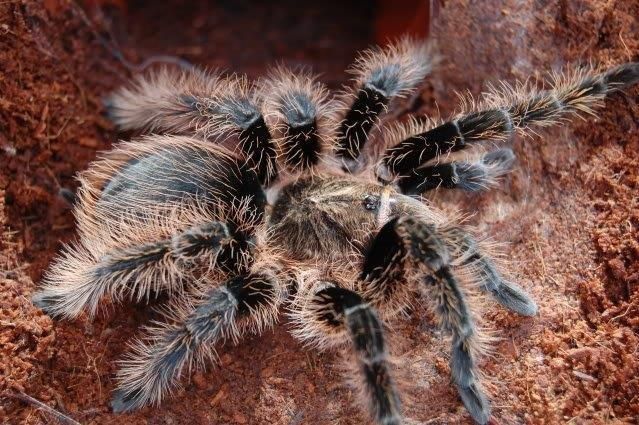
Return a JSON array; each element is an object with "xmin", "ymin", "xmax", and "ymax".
[{"xmin": 96, "ymin": 143, "xmax": 266, "ymax": 224}]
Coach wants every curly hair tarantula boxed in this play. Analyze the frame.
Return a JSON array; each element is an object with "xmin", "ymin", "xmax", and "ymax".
[{"xmin": 33, "ymin": 38, "xmax": 639, "ymax": 424}]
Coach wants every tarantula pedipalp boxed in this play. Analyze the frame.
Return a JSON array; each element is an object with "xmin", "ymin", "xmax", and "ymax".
[{"xmin": 33, "ymin": 38, "xmax": 639, "ymax": 424}]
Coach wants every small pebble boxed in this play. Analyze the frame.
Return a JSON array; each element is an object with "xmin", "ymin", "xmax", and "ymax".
[
  {"xmin": 192, "ymin": 372, "xmax": 209, "ymax": 390},
  {"xmin": 233, "ymin": 412, "xmax": 248, "ymax": 424},
  {"xmin": 210, "ymin": 384, "xmax": 228, "ymax": 406}
]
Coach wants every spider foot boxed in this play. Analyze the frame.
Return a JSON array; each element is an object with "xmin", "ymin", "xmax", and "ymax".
[
  {"xmin": 111, "ymin": 389, "xmax": 142, "ymax": 413},
  {"xmin": 457, "ymin": 383, "xmax": 491, "ymax": 425},
  {"xmin": 491, "ymin": 280, "xmax": 537, "ymax": 316}
]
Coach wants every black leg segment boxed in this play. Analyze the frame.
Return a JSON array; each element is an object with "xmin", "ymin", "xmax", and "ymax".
[
  {"xmin": 313, "ymin": 285, "xmax": 402, "ymax": 425},
  {"xmin": 397, "ymin": 148, "xmax": 515, "ymax": 195},
  {"xmin": 336, "ymin": 87, "xmax": 389, "ymax": 161},
  {"xmin": 238, "ymin": 115, "xmax": 278, "ymax": 185}
]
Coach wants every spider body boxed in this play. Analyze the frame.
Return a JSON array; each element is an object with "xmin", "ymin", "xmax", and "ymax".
[
  {"xmin": 33, "ymin": 38, "xmax": 639, "ymax": 424},
  {"xmin": 269, "ymin": 176, "xmax": 393, "ymax": 260}
]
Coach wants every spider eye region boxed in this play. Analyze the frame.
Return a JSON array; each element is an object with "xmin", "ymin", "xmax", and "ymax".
[{"xmin": 363, "ymin": 194, "xmax": 380, "ymax": 211}]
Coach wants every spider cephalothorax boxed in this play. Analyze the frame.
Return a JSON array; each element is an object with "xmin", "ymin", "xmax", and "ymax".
[{"xmin": 33, "ymin": 38, "xmax": 639, "ymax": 424}]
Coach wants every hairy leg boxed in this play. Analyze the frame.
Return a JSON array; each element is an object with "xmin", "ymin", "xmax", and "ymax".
[
  {"xmin": 381, "ymin": 62, "xmax": 639, "ymax": 177},
  {"xmin": 261, "ymin": 67, "xmax": 334, "ymax": 174},
  {"xmin": 105, "ymin": 67, "xmax": 221, "ymax": 135},
  {"xmin": 360, "ymin": 216, "xmax": 492, "ymax": 424},
  {"xmin": 111, "ymin": 269, "xmax": 285, "ymax": 412},
  {"xmin": 295, "ymin": 283, "xmax": 402, "ymax": 425},
  {"xmin": 32, "ymin": 220, "xmax": 253, "ymax": 319},
  {"xmin": 362, "ymin": 215, "xmax": 537, "ymax": 315},
  {"xmin": 396, "ymin": 148, "xmax": 515, "ymax": 195},
  {"xmin": 441, "ymin": 225, "xmax": 537, "ymax": 317},
  {"xmin": 107, "ymin": 70, "xmax": 278, "ymax": 184},
  {"xmin": 335, "ymin": 38, "xmax": 434, "ymax": 164}
]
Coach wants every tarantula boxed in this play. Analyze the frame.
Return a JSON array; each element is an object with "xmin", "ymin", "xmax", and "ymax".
[{"xmin": 33, "ymin": 38, "xmax": 638, "ymax": 424}]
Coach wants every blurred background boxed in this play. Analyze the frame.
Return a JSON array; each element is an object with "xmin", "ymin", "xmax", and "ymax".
[{"xmin": 77, "ymin": 0, "xmax": 436, "ymax": 81}]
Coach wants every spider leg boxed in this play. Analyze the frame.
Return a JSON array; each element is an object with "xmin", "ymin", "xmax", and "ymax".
[
  {"xmin": 33, "ymin": 136, "xmax": 266, "ymax": 319},
  {"xmin": 381, "ymin": 62, "xmax": 639, "ymax": 177},
  {"xmin": 218, "ymin": 75, "xmax": 279, "ymax": 184},
  {"xmin": 360, "ymin": 217, "xmax": 490, "ymax": 424},
  {"xmin": 261, "ymin": 67, "xmax": 334, "ymax": 174},
  {"xmin": 440, "ymin": 226, "xmax": 537, "ymax": 317},
  {"xmin": 105, "ymin": 67, "xmax": 221, "ymax": 135},
  {"xmin": 107, "ymin": 70, "xmax": 278, "ymax": 185},
  {"xmin": 32, "ymin": 220, "xmax": 251, "ymax": 319},
  {"xmin": 335, "ymin": 38, "xmax": 434, "ymax": 164},
  {"xmin": 362, "ymin": 215, "xmax": 537, "ymax": 316},
  {"xmin": 298, "ymin": 283, "xmax": 401, "ymax": 425},
  {"xmin": 111, "ymin": 269, "xmax": 285, "ymax": 412},
  {"xmin": 397, "ymin": 148, "xmax": 515, "ymax": 195}
]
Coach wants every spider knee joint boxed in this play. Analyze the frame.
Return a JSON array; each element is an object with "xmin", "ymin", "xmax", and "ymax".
[
  {"xmin": 171, "ymin": 222, "xmax": 231, "ymax": 262},
  {"xmin": 395, "ymin": 217, "xmax": 450, "ymax": 271},
  {"xmin": 227, "ymin": 273, "xmax": 280, "ymax": 315}
]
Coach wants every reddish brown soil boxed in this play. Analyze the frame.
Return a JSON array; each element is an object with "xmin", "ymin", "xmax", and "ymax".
[{"xmin": 1, "ymin": 0, "xmax": 638, "ymax": 424}]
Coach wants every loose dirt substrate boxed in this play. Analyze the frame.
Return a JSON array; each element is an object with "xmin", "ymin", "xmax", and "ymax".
[{"xmin": 1, "ymin": 0, "xmax": 637, "ymax": 424}]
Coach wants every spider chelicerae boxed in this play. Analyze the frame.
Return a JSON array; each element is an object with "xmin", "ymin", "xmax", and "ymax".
[{"xmin": 33, "ymin": 38, "xmax": 638, "ymax": 424}]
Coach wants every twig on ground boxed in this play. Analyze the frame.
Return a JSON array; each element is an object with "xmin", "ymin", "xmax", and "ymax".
[{"xmin": 4, "ymin": 392, "xmax": 82, "ymax": 425}]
